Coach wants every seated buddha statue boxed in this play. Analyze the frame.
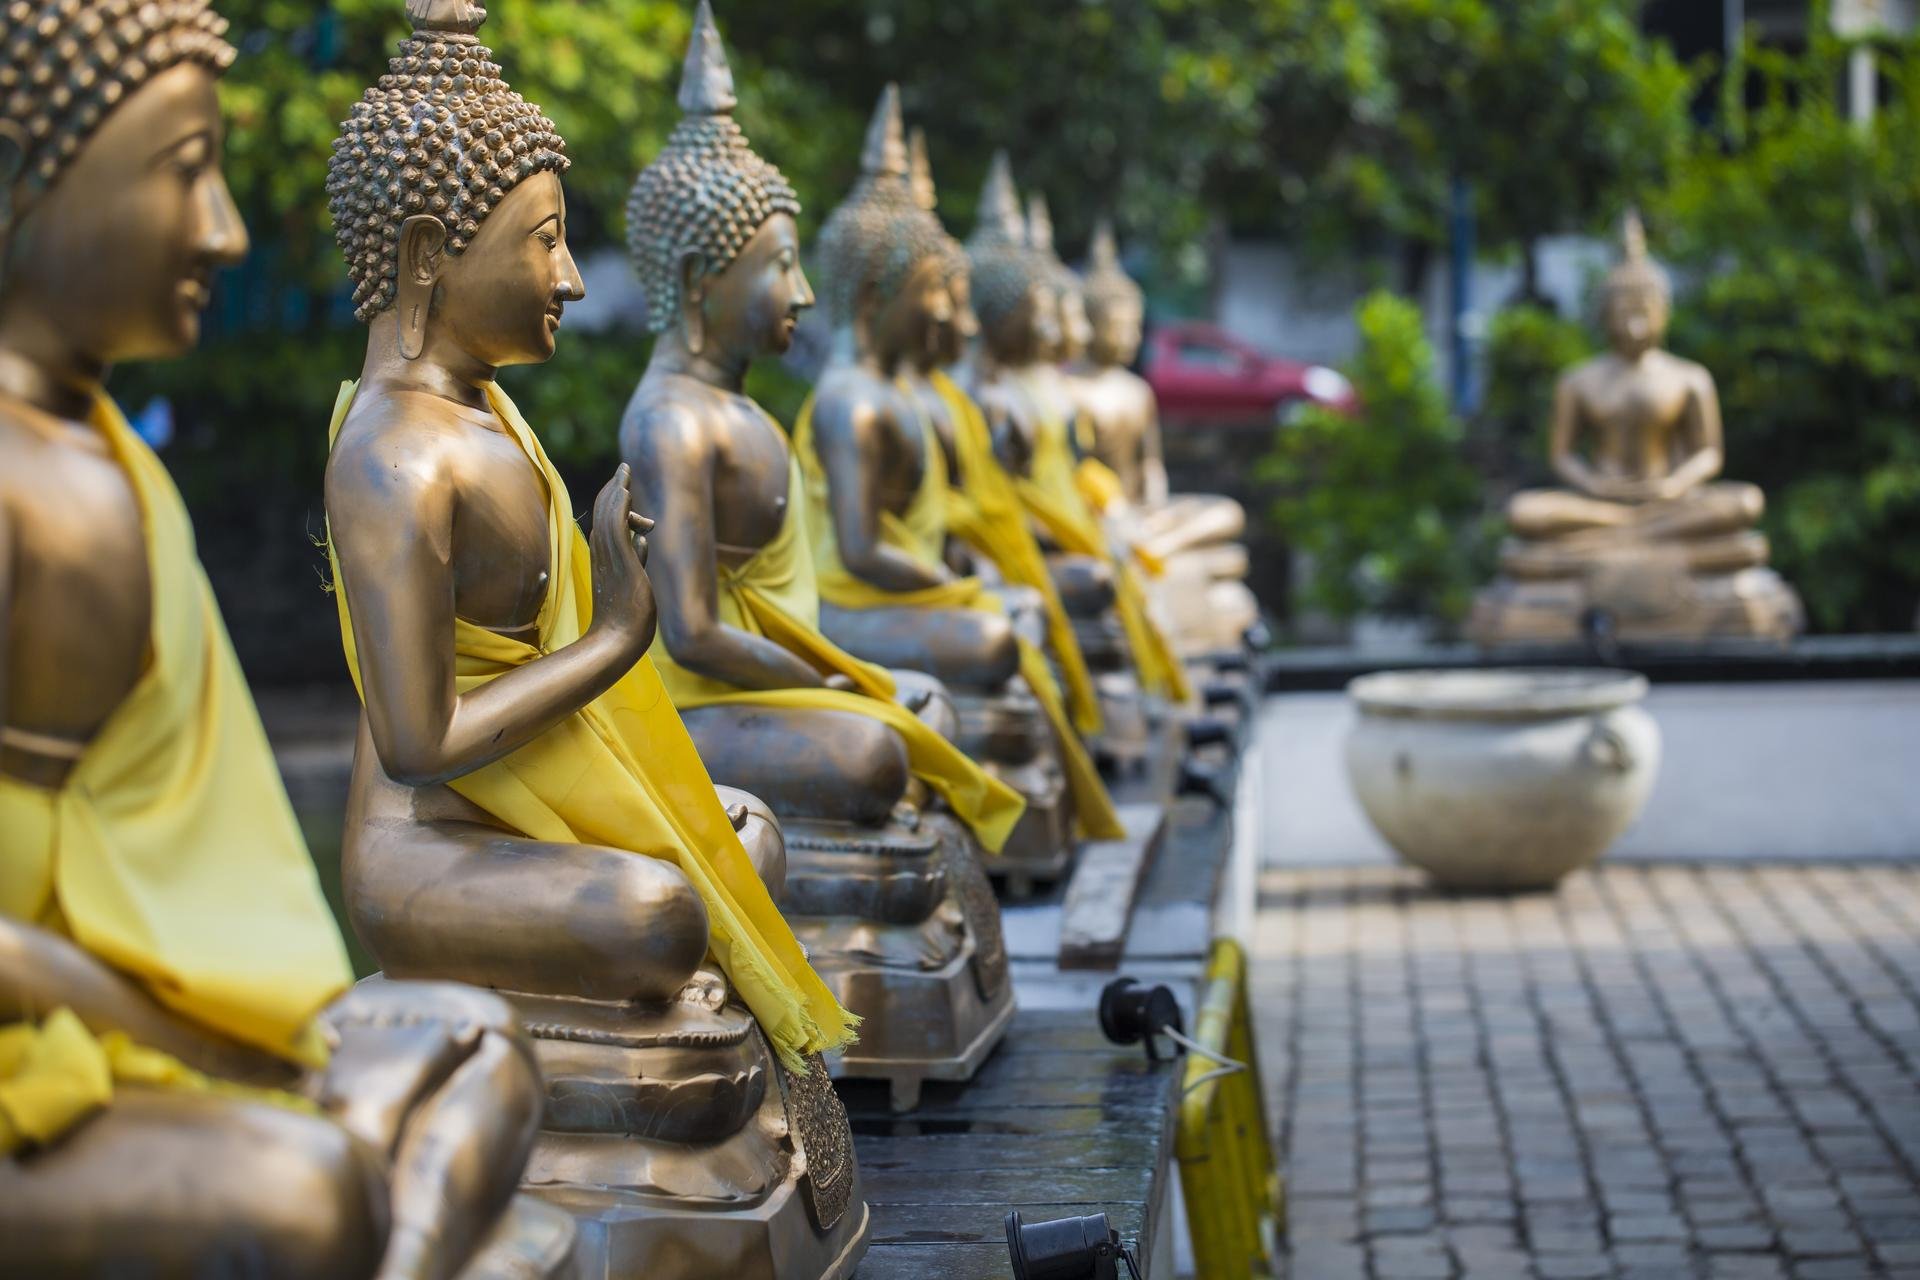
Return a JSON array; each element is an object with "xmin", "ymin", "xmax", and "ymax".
[
  {"xmin": 1470, "ymin": 214, "xmax": 1803, "ymax": 645},
  {"xmin": 1072, "ymin": 221, "xmax": 1260, "ymax": 657},
  {"xmin": 898, "ymin": 129, "xmax": 1108, "ymax": 751},
  {"xmin": 0, "ymin": 4, "xmax": 573, "ymax": 1275},
  {"xmin": 962, "ymin": 162, "xmax": 1193, "ymax": 751},
  {"xmin": 619, "ymin": 8, "xmax": 1016, "ymax": 1110},
  {"xmin": 798, "ymin": 90, "xmax": 1130, "ymax": 890},
  {"xmin": 320, "ymin": 4, "xmax": 868, "ymax": 1273}
]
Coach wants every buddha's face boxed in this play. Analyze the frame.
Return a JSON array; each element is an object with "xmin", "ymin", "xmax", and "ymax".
[
  {"xmin": 1604, "ymin": 288, "xmax": 1667, "ymax": 359},
  {"xmin": 1057, "ymin": 287, "xmax": 1093, "ymax": 363},
  {"xmin": 703, "ymin": 213, "xmax": 813, "ymax": 360},
  {"xmin": 433, "ymin": 172, "xmax": 582, "ymax": 368},
  {"xmin": 873, "ymin": 254, "xmax": 951, "ymax": 369},
  {"xmin": 935, "ymin": 267, "xmax": 979, "ymax": 367},
  {"xmin": 3, "ymin": 62, "xmax": 247, "ymax": 367},
  {"xmin": 1025, "ymin": 282, "xmax": 1063, "ymax": 364},
  {"xmin": 1089, "ymin": 298, "xmax": 1143, "ymax": 368}
]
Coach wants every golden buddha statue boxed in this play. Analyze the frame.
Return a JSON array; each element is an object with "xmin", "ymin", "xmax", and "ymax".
[
  {"xmin": 1073, "ymin": 220, "xmax": 1260, "ymax": 656},
  {"xmin": 895, "ymin": 128, "xmax": 1131, "ymax": 820},
  {"xmin": 797, "ymin": 89, "xmax": 1132, "ymax": 892},
  {"xmin": 963, "ymin": 160, "xmax": 1193, "ymax": 760},
  {"xmin": 0, "ymin": 3, "xmax": 573, "ymax": 1275},
  {"xmin": 619, "ymin": 7, "xmax": 1017, "ymax": 1111},
  {"xmin": 321, "ymin": 3, "xmax": 867, "ymax": 1272},
  {"xmin": 1470, "ymin": 214, "xmax": 1803, "ymax": 645}
]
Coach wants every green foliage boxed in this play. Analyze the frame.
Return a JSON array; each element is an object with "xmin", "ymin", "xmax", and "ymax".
[
  {"xmin": 1652, "ymin": 33, "xmax": 1920, "ymax": 631},
  {"xmin": 216, "ymin": 0, "xmax": 725, "ymax": 291},
  {"xmin": 1161, "ymin": 0, "xmax": 1693, "ymax": 258},
  {"xmin": 1262, "ymin": 291, "xmax": 1494, "ymax": 626},
  {"xmin": 1475, "ymin": 303, "xmax": 1595, "ymax": 485}
]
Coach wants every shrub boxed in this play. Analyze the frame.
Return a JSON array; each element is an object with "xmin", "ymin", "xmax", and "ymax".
[
  {"xmin": 1474, "ymin": 303, "xmax": 1595, "ymax": 490},
  {"xmin": 1262, "ymin": 290, "xmax": 1495, "ymax": 628},
  {"xmin": 1653, "ymin": 35, "xmax": 1920, "ymax": 631}
]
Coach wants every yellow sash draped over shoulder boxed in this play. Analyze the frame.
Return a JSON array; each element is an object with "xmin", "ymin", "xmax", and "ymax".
[
  {"xmin": 793, "ymin": 392, "xmax": 1124, "ymax": 842},
  {"xmin": 1013, "ymin": 382, "xmax": 1192, "ymax": 705},
  {"xmin": 325, "ymin": 383, "xmax": 855, "ymax": 1070},
  {"xmin": 0, "ymin": 392, "xmax": 349, "ymax": 1148},
  {"xmin": 650, "ymin": 450, "xmax": 1025, "ymax": 855},
  {"xmin": 0, "ymin": 392, "xmax": 351, "ymax": 1061}
]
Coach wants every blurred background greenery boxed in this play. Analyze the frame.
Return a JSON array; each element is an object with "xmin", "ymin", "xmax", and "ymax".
[{"xmin": 115, "ymin": 0, "xmax": 1920, "ymax": 671}]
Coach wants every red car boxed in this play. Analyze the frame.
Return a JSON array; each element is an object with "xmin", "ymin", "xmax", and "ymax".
[{"xmin": 1143, "ymin": 322, "xmax": 1357, "ymax": 425}]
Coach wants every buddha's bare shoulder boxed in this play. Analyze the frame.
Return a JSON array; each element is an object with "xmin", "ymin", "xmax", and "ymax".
[
  {"xmin": 0, "ymin": 401, "xmax": 123, "ymax": 512},
  {"xmin": 1651, "ymin": 348, "xmax": 1714, "ymax": 388},
  {"xmin": 1558, "ymin": 352, "xmax": 1618, "ymax": 394},
  {"xmin": 811, "ymin": 364, "xmax": 890, "ymax": 436},
  {"xmin": 620, "ymin": 377, "xmax": 716, "ymax": 462},
  {"xmin": 813, "ymin": 362, "xmax": 889, "ymax": 413},
  {"xmin": 326, "ymin": 387, "xmax": 473, "ymax": 509}
]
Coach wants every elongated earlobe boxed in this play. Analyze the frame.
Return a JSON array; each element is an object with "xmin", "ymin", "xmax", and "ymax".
[
  {"xmin": 678, "ymin": 249, "xmax": 707, "ymax": 356},
  {"xmin": 0, "ymin": 122, "xmax": 27, "ymax": 287},
  {"xmin": 397, "ymin": 214, "xmax": 449, "ymax": 361}
]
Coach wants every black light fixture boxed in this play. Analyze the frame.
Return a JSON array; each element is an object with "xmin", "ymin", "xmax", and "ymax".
[
  {"xmin": 1098, "ymin": 977, "xmax": 1183, "ymax": 1062},
  {"xmin": 1005, "ymin": 1210, "xmax": 1143, "ymax": 1279}
]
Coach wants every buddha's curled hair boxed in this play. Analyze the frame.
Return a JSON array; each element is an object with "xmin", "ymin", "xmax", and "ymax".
[
  {"xmin": 814, "ymin": 84, "xmax": 948, "ymax": 327},
  {"xmin": 625, "ymin": 1, "xmax": 798, "ymax": 335},
  {"xmin": 966, "ymin": 152, "xmax": 1040, "ymax": 333},
  {"xmin": 0, "ymin": 0, "xmax": 235, "ymax": 238},
  {"xmin": 325, "ymin": 3, "xmax": 567, "ymax": 323}
]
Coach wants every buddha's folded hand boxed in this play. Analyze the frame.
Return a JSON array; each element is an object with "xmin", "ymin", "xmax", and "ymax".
[{"xmin": 588, "ymin": 463, "xmax": 658, "ymax": 654}]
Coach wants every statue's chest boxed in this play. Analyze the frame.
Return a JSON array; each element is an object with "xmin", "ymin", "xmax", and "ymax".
[
  {"xmin": 450, "ymin": 434, "xmax": 552, "ymax": 629},
  {"xmin": 875, "ymin": 403, "xmax": 928, "ymax": 513},
  {"xmin": 1585, "ymin": 373, "xmax": 1686, "ymax": 439},
  {"xmin": 1086, "ymin": 381, "xmax": 1148, "ymax": 462},
  {"xmin": 715, "ymin": 411, "xmax": 792, "ymax": 556}
]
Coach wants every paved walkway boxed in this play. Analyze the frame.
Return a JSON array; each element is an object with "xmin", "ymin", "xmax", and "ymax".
[{"xmin": 1252, "ymin": 863, "xmax": 1920, "ymax": 1279}]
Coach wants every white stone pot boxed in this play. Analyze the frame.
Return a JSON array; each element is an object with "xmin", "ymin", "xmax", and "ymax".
[{"xmin": 1344, "ymin": 668, "xmax": 1660, "ymax": 891}]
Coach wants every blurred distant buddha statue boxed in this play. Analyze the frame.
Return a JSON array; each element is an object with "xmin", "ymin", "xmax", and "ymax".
[
  {"xmin": 620, "ymin": 11, "xmax": 1018, "ymax": 1109},
  {"xmin": 796, "ymin": 88, "xmax": 1126, "ymax": 891},
  {"xmin": 1471, "ymin": 214, "xmax": 1803, "ymax": 645},
  {"xmin": 967, "ymin": 162, "xmax": 1192, "ymax": 736},
  {"xmin": 0, "ymin": 3, "xmax": 576, "ymax": 1275},
  {"xmin": 898, "ymin": 130, "xmax": 1110, "ymax": 756},
  {"xmin": 320, "ymin": 2, "xmax": 867, "ymax": 1273},
  {"xmin": 1072, "ymin": 221, "xmax": 1260, "ymax": 656}
]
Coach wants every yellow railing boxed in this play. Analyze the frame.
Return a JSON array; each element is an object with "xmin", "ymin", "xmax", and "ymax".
[{"xmin": 1176, "ymin": 939, "xmax": 1284, "ymax": 1279}]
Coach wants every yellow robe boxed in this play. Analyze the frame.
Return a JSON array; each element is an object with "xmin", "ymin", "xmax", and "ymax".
[
  {"xmin": 326, "ymin": 383, "xmax": 855, "ymax": 1070},
  {"xmin": 1014, "ymin": 384, "xmax": 1193, "ymax": 705},
  {"xmin": 1, "ymin": 391, "xmax": 348, "ymax": 1148},
  {"xmin": 650, "ymin": 451, "xmax": 1025, "ymax": 855},
  {"xmin": 793, "ymin": 391, "xmax": 1125, "ymax": 842},
  {"xmin": 930, "ymin": 371, "xmax": 1104, "ymax": 738}
]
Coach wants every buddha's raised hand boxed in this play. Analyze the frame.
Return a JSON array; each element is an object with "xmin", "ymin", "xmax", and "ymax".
[{"xmin": 588, "ymin": 464, "xmax": 658, "ymax": 655}]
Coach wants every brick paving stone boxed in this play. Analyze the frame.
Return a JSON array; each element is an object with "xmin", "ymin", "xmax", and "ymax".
[{"xmin": 1260, "ymin": 864, "xmax": 1920, "ymax": 1280}]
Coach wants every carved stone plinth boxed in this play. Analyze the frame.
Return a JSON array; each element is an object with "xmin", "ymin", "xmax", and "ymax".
[
  {"xmin": 1470, "ymin": 546, "xmax": 1804, "ymax": 647},
  {"xmin": 782, "ymin": 813, "xmax": 1016, "ymax": 1112},
  {"xmin": 950, "ymin": 685, "xmax": 1077, "ymax": 894},
  {"xmin": 1067, "ymin": 612, "xmax": 1159, "ymax": 774},
  {"xmin": 506, "ymin": 990, "xmax": 869, "ymax": 1280}
]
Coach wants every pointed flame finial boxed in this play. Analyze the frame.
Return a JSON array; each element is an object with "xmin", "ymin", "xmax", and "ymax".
[
  {"xmin": 860, "ymin": 83, "xmax": 908, "ymax": 179},
  {"xmin": 1089, "ymin": 218, "xmax": 1121, "ymax": 273},
  {"xmin": 974, "ymin": 150, "xmax": 1025, "ymax": 245},
  {"xmin": 407, "ymin": 0, "xmax": 487, "ymax": 37},
  {"xmin": 1621, "ymin": 207, "xmax": 1647, "ymax": 264},
  {"xmin": 677, "ymin": 0, "xmax": 738, "ymax": 116},
  {"xmin": 908, "ymin": 127, "xmax": 937, "ymax": 211},
  {"xmin": 1026, "ymin": 192, "xmax": 1056, "ymax": 255}
]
